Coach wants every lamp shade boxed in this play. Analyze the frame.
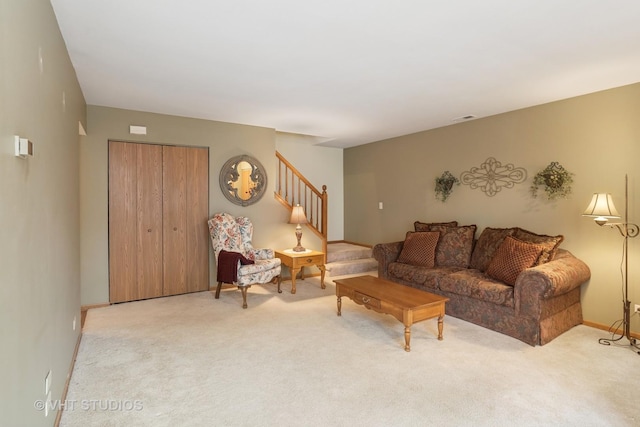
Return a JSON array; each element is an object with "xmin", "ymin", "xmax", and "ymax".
[
  {"xmin": 289, "ymin": 204, "xmax": 308, "ymax": 224},
  {"xmin": 582, "ymin": 193, "xmax": 620, "ymax": 218}
]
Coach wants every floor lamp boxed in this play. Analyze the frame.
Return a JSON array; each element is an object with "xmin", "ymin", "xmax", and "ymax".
[{"xmin": 583, "ymin": 174, "xmax": 640, "ymax": 353}]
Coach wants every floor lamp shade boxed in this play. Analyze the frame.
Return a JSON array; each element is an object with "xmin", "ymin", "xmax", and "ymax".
[{"xmin": 583, "ymin": 193, "xmax": 620, "ymax": 225}]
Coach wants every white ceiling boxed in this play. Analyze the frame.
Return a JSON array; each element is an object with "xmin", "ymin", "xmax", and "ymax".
[{"xmin": 50, "ymin": 0, "xmax": 640, "ymax": 148}]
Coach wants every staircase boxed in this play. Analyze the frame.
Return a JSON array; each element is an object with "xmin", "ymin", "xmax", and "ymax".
[
  {"xmin": 275, "ymin": 151, "xmax": 328, "ymax": 254},
  {"xmin": 326, "ymin": 242, "xmax": 378, "ymax": 278},
  {"xmin": 275, "ymin": 152, "xmax": 377, "ymax": 278}
]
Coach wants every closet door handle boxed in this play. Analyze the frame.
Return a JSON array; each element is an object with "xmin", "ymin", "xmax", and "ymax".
[
  {"xmin": 173, "ymin": 227, "xmax": 178, "ymax": 231},
  {"xmin": 147, "ymin": 228, "xmax": 152, "ymax": 232}
]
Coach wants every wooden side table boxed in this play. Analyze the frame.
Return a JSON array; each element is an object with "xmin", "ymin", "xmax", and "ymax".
[{"xmin": 274, "ymin": 249, "xmax": 326, "ymax": 294}]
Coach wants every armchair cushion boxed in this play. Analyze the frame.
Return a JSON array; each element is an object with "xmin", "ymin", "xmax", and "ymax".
[{"xmin": 237, "ymin": 258, "xmax": 282, "ymax": 286}]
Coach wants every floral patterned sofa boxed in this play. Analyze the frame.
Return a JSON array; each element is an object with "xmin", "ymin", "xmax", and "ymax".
[{"xmin": 372, "ymin": 221, "xmax": 591, "ymax": 346}]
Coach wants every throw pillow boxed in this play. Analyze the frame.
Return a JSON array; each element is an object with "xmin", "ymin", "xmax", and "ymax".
[
  {"xmin": 397, "ymin": 231, "xmax": 440, "ymax": 267},
  {"xmin": 486, "ymin": 236, "xmax": 545, "ymax": 286},
  {"xmin": 429, "ymin": 224, "xmax": 477, "ymax": 268},
  {"xmin": 513, "ymin": 228, "xmax": 564, "ymax": 265},
  {"xmin": 414, "ymin": 220, "xmax": 458, "ymax": 232},
  {"xmin": 469, "ymin": 227, "xmax": 517, "ymax": 271}
]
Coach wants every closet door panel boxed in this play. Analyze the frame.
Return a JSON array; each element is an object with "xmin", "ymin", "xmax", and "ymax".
[
  {"xmin": 186, "ymin": 147, "xmax": 210, "ymax": 292},
  {"xmin": 162, "ymin": 145, "xmax": 188, "ymax": 296},
  {"xmin": 110, "ymin": 142, "xmax": 209, "ymax": 302},
  {"xmin": 136, "ymin": 143, "xmax": 163, "ymax": 299},
  {"xmin": 109, "ymin": 141, "xmax": 138, "ymax": 303}
]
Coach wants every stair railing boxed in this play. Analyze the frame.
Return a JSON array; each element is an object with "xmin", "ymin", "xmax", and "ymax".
[{"xmin": 275, "ymin": 151, "xmax": 328, "ymax": 255}]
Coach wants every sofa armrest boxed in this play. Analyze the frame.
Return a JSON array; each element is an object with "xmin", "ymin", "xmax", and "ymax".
[
  {"xmin": 515, "ymin": 249, "xmax": 591, "ymax": 317},
  {"xmin": 372, "ymin": 241, "xmax": 403, "ymax": 280}
]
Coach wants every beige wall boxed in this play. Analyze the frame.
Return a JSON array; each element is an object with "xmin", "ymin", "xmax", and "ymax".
[
  {"xmin": 344, "ymin": 82, "xmax": 640, "ymax": 334},
  {"xmin": 1, "ymin": 0, "xmax": 86, "ymax": 425},
  {"xmin": 80, "ymin": 106, "xmax": 331, "ymax": 305}
]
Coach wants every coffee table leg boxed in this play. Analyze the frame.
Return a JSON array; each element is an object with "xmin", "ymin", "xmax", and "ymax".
[
  {"xmin": 437, "ymin": 314, "xmax": 444, "ymax": 340},
  {"xmin": 404, "ymin": 326, "xmax": 411, "ymax": 352},
  {"xmin": 403, "ymin": 310, "xmax": 413, "ymax": 351},
  {"xmin": 337, "ymin": 296, "xmax": 342, "ymax": 316}
]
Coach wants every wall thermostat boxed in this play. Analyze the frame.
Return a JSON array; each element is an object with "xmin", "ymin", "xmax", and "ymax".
[{"xmin": 14, "ymin": 135, "xmax": 33, "ymax": 158}]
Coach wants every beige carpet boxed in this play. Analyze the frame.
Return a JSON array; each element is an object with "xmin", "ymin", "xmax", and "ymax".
[{"xmin": 61, "ymin": 274, "xmax": 639, "ymax": 427}]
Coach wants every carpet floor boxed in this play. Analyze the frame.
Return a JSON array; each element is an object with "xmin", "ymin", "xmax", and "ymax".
[{"xmin": 61, "ymin": 274, "xmax": 639, "ymax": 427}]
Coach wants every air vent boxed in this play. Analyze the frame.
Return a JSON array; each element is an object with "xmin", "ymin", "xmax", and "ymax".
[{"xmin": 452, "ymin": 115, "xmax": 477, "ymax": 122}]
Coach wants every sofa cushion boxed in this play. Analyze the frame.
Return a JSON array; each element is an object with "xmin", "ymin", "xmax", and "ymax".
[
  {"xmin": 414, "ymin": 220, "xmax": 458, "ymax": 232},
  {"xmin": 438, "ymin": 269, "xmax": 515, "ymax": 308},
  {"xmin": 388, "ymin": 263, "xmax": 462, "ymax": 290},
  {"xmin": 429, "ymin": 224, "xmax": 477, "ymax": 268},
  {"xmin": 486, "ymin": 236, "xmax": 545, "ymax": 286},
  {"xmin": 397, "ymin": 231, "xmax": 440, "ymax": 267},
  {"xmin": 469, "ymin": 227, "xmax": 517, "ymax": 271},
  {"xmin": 513, "ymin": 228, "xmax": 564, "ymax": 264}
]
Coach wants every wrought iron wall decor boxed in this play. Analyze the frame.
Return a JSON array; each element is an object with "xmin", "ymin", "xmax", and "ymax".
[
  {"xmin": 434, "ymin": 171, "xmax": 460, "ymax": 202},
  {"xmin": 530, "ymin": 161, "xmax": 574, "ymax": 200},
  {"xmin": 460, "ymin": 157, "xmax": 527, "ymax": 197}
]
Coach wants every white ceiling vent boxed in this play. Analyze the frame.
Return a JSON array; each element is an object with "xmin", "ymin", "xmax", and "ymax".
[{"xmin": 452, "ymin": 115, "xmax": 477, "ymax": 122}]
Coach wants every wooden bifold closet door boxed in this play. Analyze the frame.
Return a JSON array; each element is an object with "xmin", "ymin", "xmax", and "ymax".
[{"xmin": 109, "ymin": 141, "xmax": 209, "ymax": 303}]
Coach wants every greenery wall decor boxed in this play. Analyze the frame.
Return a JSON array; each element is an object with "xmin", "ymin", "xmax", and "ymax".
[
  {"xmin": 530, "ymin": 161, "xmax": 574, "ymax": 200},
  {"xmin": 435, "ymin": 171, "xmax": 460, "ymax": 202}
]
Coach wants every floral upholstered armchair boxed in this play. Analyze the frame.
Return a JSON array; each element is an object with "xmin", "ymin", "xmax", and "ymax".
[{"xmin": 208, "ymin": 212, "xmax": 282, "ymax": 308}]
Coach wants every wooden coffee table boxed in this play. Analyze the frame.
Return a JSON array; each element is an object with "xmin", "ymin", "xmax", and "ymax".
[{"xmin": 335, "ymin": 275, "xmax": 449, "ymax": 352}]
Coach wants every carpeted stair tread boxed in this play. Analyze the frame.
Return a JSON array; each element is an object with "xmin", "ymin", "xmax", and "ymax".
[
  {"xmin": 327, "ymin": 242, "xmax": 373, "ymax": 263},
  {"xmin": 326, "ymin": 258, "xmax": 378, "ymax": 277}
]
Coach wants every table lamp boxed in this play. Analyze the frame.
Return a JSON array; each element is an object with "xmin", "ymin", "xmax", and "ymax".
[{"xmin": 289, "ymin": 204, "xmax": 308, "ymax": 252}]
